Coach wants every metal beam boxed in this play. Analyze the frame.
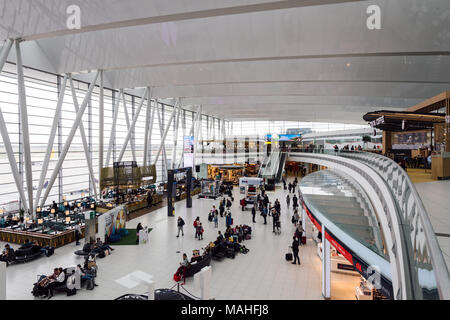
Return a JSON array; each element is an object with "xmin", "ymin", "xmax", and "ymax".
[
  {"xmin": 105, "ymin": 90, "xmax": 121, "ymax": 167},
  {"xmin": 34, "ymin": 74, "xmax": 67, "ymax": 210},
  {"xmin": 153, "ymin": 101, "xmax": 177, "ymax": 166},
  {"xmin": 147, "ymin": 94, "xmax": 156, "ymax": 166},
  {"xmin": 99, "ymin": 70, "xmax": 104, "ymax": 194},
  {"xmin": 0, "ymin": 108, "xmax": 29, "ymax": 212},
  {"xmin": 177, "ymin": 106, "xmax": 200, "ymax": 169},
  {"xmin": 69, "ymin": 75, "xmax": 98, "ymax": 198},
  {"xmin": 0, "ymin": 39, "xmax": 13, "ymax": 74},
  {"xmin": 172, "ymin": 99, "xmax": 181, "ymax": 169},
  {"xmin": 122, "ymin": 91, "xmax": 137, "ymax": 162},
  {"xmin": 155, "ymin": 101, "xmax": 169, "ymax": 176},
  {"xmin": 193, "ymin": 106, "xmax": 202, "ymax": 170},
  {"xmin": 117, "ymin": 87, "xmax": 149, "ymax": 162},
  {"xmin": 40, "ymin": 71, "xmax": 99, "ymax": 207},
  {"xmin": 15, "ymin": 40, "xmax": 33, "ymax": 213},
  {"xmin": 143, "ymin": 87, "xmax": 151, "ymax": 167}
]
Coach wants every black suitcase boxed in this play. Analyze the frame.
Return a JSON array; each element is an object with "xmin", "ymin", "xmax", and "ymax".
[
  {"xmin": 285, "ymin": 253, "xmax": 293, "ymax": 261},
  {"xmin": 67, "ymin": 288, "xmax": 77, "ymax": 296},
  {"xmin": 46, "ymin": 246, "xmax": 55, "ymax": 257},
  {"xmin": 225, "ymin": 248, "xmax": 235, "ymax": 259}
]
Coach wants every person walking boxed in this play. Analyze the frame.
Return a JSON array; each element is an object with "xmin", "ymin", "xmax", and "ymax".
[
  {"xmin": 286, "ymin": 195, "xmax": 290, "ymax": 208},
  {"xmin": 288, "ymin": 182, "xmax": 292, "ymax": 193},
  {"xmin": 146, "ymin": 191, "xmax": 153, "ymax": 208},
  {"xmin": 176, "ymin": 216, "xmax": 185, "ymax": 237},
  {"xmin": 272, "ymin": 209, "xmax": 279, "ymax": 233},
  {"xmin": 197, "ymin": 223, "xmax": 204, "ymax": 240},
  {"xmin": 291, "ymin": 236, "xmax": 300, "ymax": 265},
  {"xmin": 262, "ymin": 205, "xmax": 268, "ymax": 224},
  {"xmin": 136, "ymin": 222, "xmax": 143, "ymax": 244},
  {"xmin": 293, "ymin": 209, "xmax": 300, "ymax": 226},
  {"xmin": 219, "ymin": 200, "xmax": 225, "ymax": 217},
  {"xmin": 292, "ymin": 194, "xmax": 298, "ymax": 209},
  {"xmin": 251, "ymin": 205, "xmax": 256, "ymax": 223},
  {"xmin": 74, "ymin": 222, "xmax": 81, "ymax": 245},
  {"xmin": 193, "ymin": 217, "xmax": 200, "ymax": 238},
  {"xmin": 213, "ymin": 211, "xmax": 218, "ymax": 228}
]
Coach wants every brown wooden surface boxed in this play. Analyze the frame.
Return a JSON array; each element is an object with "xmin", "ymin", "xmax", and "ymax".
[{"xmin": 0, "ymin": 227, "xmax": 86, "ymax": 248}]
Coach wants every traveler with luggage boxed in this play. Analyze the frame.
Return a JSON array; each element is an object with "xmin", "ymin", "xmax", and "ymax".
[
  {"xmin": 291, "ymin": 236, "xmax": 300, "ymax": 265},
  {"xmin": 176, "ymin": 216, "xmax": 185, "ymax": 237},
  {"xmin": 193, "ymin": 217, "xmax": 200, "ymax": 238}
]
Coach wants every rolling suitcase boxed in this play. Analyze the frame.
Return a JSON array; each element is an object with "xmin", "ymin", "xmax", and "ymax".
[
  {"xmin": 285, "ymin": 253, "xmax": 293, "ymax": 261},
  {"xmin": 301, "ymin": 236, "xmax": 306, "ymax": 245}
]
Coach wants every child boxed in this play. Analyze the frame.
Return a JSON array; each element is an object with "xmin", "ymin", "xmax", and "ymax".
[{"xmin": 197, "ymin": 223, "xmax": 204, "ymax": 240}]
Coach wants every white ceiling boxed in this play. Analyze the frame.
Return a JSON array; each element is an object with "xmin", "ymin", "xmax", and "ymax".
[{"xmin": 1, "ymin": 0, "xmax": 450, "ymax": 122}]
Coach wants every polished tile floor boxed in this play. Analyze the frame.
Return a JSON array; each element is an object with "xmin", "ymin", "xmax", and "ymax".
[{"xmin": 2, "ymin": 179, "xmax": 360, "ymax": 300}]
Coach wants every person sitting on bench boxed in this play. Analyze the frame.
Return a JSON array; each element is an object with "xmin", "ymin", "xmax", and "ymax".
[
  {"xmin": 20, "ymin": 239, "xmax": 33, "ymax": 250},
  {"xmin": 175, "ymin": 253, "xmax": 190, "ymax": 284},
  {"xmin": 93, "ymin": 238, "xmax": 114, "ymax": 255},
  {"xmin": 0, "ymin": 244, "xmax": 14, "ymax": 266},
  {"xmin": 39, "ymin": 267, "xmax": 65, "ymax": 299}
]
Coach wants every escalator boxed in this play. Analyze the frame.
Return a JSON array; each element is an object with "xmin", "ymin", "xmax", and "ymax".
[{"xmin": 275, "ymin": 152, "xmax": 287, "ymax": 182}]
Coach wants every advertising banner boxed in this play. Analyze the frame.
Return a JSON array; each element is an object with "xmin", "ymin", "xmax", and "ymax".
[{"xmin": 98, "ymin": 205, "xmax": 127, "ymax": 241}]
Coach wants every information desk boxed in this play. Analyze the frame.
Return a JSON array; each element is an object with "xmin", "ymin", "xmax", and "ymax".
[
  {"xmin": 431, "ymin": 153, "xmax": 450, "ymax": 180},
  {"xmin": 97, "ymin": 194, "xmax": 163, "ymax": 214},
  {"xmin": 0, "ymin": 224, "xmax": 89, "ymax": 248}
]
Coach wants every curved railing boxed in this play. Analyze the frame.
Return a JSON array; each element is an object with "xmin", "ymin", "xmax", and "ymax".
[
  {"xmin": 289, "ymin": 150, "xmax": 450, "ymax": 299},
  {"xmin": 289, "ymin": 151, "xmax": 408, "ymax": 299},
  {"xmin": 337, "ymin": 151, "xmax": 450, "ymax": 300}
]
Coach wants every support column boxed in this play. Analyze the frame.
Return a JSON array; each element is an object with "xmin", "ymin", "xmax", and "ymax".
[
  {"xmin": 446, "ymin": 99, "xmax": 450, "ymax": 152},
  {"xmin": 105, "ymin": 90, "xmax": 121, "ymax": 167},
  {"xmin": 34, "ymin": 75, "xmax": 67, "ymax": 210},
  {"xmin": 15, "ymin": 39, "xmax": 33, "ymax": 213},
  {"xmin": 193, "ymin": 106, "xmax": 202, "ymax": 170},
  {"xmin": 322, "ymin": 224, "xmax": 331, "ymax": 299},
  {"xmin": 40, "ymin": 71, "xmax": 99, "ymax": 207},
  {"xmin": 0, "ymin": 39, "xmax": 13, "ymax": 74},
  {"xmin": 147, "ymin": 95, "xmax": 156, "ymax": 166},
  {"xmin": 122, "ymin": 91, "xmax": 137, "ymax": 162},
  {"xmin": 99, "ymin": 70, "xmax": 104, "ymax": 195},
  {"xmin": 153, "ymin": 101, "xmax": 177, "ymax": 166},
  {"xmin": 172, "ymin": 100, "xmax": 181, "ymax": 169},
  {"xmin": 143, "ymin": 87, "xmax": 151, "ymax": 166},
  {"xmin": 155, "ymin": 102, "xmax": 169, "ymax": 178},
  {"xmin": 0, "ymin": 109, "xmax": 29, "ymax": 212},
  {"xmin": 69, "ymin": 75, "xmax": 98, "ymax": 198},
  {"xmin": 0, "ymin": 261, "xmax": 6, "ymax": 300}
]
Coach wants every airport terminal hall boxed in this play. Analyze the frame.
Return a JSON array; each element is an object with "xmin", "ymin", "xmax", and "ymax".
[{"xmin": 1, "ymin": 0, "xmax": 450, "ymax": 306}]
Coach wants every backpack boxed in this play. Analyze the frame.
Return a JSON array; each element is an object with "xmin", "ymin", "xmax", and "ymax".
[{"xmin": 86, "ymin": 279, "xmax": 95, "ymax": 290}]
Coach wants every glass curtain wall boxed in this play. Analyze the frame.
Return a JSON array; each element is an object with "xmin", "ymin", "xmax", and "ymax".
[{"xmin": 0, "ymin": 62, "xmax": 197, "ymax": 208}]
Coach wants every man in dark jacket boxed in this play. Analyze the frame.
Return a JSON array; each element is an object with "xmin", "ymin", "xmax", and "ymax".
[
  {"xmin": 147, "ymin": 191, "xmax": 153, "ymax": 208},
  {"xmin": 291, "ymin": 236, "xmax": 300, "ymax": 265},
  {"xmin": 251, "ymin": 205, "xmax": 256, "ymax": 223},
  {"xmin": 292, "ymin": 195, "xmax": 298, "ymax": 209}
]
